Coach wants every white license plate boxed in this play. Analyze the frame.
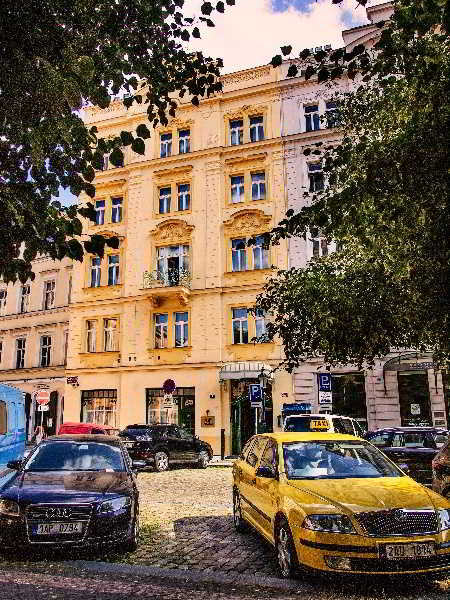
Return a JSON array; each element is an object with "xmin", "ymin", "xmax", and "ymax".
[
  {"xmin": 124, "ymin": 442, "xmax": 134, "ymax": 447},
  {"xmin": 34, "ymin": 522, "xmax": 83, "ymax": 535},
  {"xmin": 383, "ymin": 542, "xmax": 435, "ymax": 560}
]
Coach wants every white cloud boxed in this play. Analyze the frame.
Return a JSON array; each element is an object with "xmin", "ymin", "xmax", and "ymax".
[{"xmin": 184, "ymin": 0, "xmax": 369, "ymax": 74}]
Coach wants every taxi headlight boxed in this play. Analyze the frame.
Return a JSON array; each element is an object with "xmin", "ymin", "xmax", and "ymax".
[
  {"xmin": 303, "ymin": 514, "xmax": 355, "ymax": 534},
  {"xmin": 98, "ymin": 496, "xmax": 131, "ymax": 514},
  {"xmin": 0, "ymin": 499, "xmax": 20, "ymax": 517},
  {"xmin": 438, "ymin": 509, "xmax": 450, "ymax": 531}
]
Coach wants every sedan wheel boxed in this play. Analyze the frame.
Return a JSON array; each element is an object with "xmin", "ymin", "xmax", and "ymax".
[
  {"xmin": 197, "ymin": 451, "xmax": 210, "ymax": 469},
  {"xmin": 123, "ymin": 508, "xmax": 140, "ymax": 552},
  {"xmin": 276, "ymin": 520, "xmax": 299, "ymax": 579},
  {"xmin": 233, "ymin": 491, "xmax": 248, "ymax": 533},
  {"xmin": 154, "ymin": 451, "xmax": 169, "ymax": 472}
]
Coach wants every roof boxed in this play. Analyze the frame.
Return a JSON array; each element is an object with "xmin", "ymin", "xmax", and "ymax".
[
  {"xmin": 46, "ymin": 434, "xmax": 122, "ymax": 444},
  {"xmin": 258, "ymin": 432, "xmax": 361, "ymax": 442},
  {"xmin": 370, "ymin": 427, "xmax": 448, "ymax": 433}
]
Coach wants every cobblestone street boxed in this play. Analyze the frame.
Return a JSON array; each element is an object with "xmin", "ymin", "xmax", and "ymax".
[{"xmin": 118, "ymin": 466, "xmax": 278, "ymax": 577}]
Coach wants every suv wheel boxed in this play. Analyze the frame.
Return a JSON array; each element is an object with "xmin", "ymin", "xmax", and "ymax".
[
  {"xmin": 154, "ymin": 451, "xmax": 169, "ymax": 472},
  {"xmin": 276, "ymin": 518, "xmax": 299, "ymax": 578},
  {"xmin": 233, "ymin": 490, "xmax": 248, "ymax": 533},
  {"xmin": 197, "ymin": 451, "xmax": 210, "ymax": 469}
]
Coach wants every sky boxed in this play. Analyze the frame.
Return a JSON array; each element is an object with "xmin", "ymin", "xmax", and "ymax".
[{"xmin": 58, "ymin": 0, "xmax": 371, "ymax": 206}]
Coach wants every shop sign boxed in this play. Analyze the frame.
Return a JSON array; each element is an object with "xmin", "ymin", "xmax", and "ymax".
[
  {"xmin": 201, "ymin": 415, "xmax": 215, "ymax": 427},
  {"xmin": 410, "ymin": 403, "xmax": 421, "ymax": 416},
  {"xmin": 67, "ymin": 376, "xmax": 79, "ymax": 385},
  {"xmin": 318, "ymin": 391, "xmax": 333, "ymax": 405},
  {"xmin": 387, "ymin": 362, "xmax": 437, "ymax": 371}
]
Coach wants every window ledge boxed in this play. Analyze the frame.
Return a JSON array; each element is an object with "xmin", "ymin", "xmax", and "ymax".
[
  {"xmin": 149, "ymin": 346, "xmax": 192, "ymax": 352},
  {"xmin": 225, "ymin": 268, "xmax": 273, "ymax": 275},
  {"xmin": 79, "ymin": 351, "xmax": 120, "ymax": 357},
  {"xmin": 155, "ymin": 210, "xmax": 192, "ymax": 219},
  {"xmin": 83, "ymin": 284, "xmax": 123, "ymax": 291}
]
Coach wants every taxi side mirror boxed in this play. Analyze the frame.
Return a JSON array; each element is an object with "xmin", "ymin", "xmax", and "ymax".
[{"xmin": 256, "ymin": 465, "xmax": 277, "ymax": 479}]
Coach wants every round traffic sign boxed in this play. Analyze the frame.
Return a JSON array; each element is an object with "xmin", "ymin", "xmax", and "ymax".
[{"xmin": 35, "ymin": 389, "xmax": 50, "ymax": 405}]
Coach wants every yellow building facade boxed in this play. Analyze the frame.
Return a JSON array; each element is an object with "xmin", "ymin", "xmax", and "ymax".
[{"xmin": 64, "ymin": 65, "xmax": 293, "ymax": 455}]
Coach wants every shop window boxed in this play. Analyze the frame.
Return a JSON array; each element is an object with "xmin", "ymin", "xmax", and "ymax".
[
  {"xmin": 146, "ymin": 387, "xmax": 195, "ymax": 436},
  {"xmin": 81, "ymin": 389, "xmax": 117, "ymax": 426},
  {"xmin": 331, "ymin": 373, "xmax": 367, "ymax": 429}
]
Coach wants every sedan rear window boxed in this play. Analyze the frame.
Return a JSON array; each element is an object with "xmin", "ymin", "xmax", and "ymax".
[
  {"xmin": 283, "ymin": 440, "xmax": 402, "ymax": 480},
  {"xmin": 25, "ymin": 441, "xmax": 125, "ymax": 472}
]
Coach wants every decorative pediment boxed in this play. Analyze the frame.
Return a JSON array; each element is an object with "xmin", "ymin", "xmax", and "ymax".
[
  {"xmin": 224, "ymin": 152, "xmax": 267, "ymax": 168},
  {"xmin": 153, "ymin": 164, "xmax": 193, "ymax": 179},
  {"xmin": 94, "ymin": 229, "xmax": 125, "ymax": 242},
  {"xmin": 150, "ymin": 219, "xmax": 194, "ymax": 245},
  {"xmin": 223, "ymin": 209, "xmax": 272, "ymax": 236}
]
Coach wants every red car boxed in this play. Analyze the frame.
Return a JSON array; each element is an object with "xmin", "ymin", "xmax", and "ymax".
[{"xmin": 58, "ymin": 422, "xmax": 120, "ymax": 436}]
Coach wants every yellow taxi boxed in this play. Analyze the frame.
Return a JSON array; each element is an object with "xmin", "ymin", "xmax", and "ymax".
[{"xmin": 232, "ymin": 432, "xmax": 450, "ymax": 578}]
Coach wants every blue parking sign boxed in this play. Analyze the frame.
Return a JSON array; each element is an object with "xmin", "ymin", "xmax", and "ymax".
[
  {"xmin": 318, "ymin": 373, "xmax": 332, "ymax": 392},
  {"xmin": 249, "ymin": 384, "xmax": 263, "ymax": 407}
]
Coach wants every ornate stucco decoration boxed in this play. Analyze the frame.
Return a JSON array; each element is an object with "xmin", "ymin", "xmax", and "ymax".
[
  {"xmin": 153, "ymin": 164, "xmax": 193, "ymax": 179},
  {"xmin": 222, "ymin": 66, "xmax": 271, "ymax": 89},
  {"xmin": 223, "ymin": 209, "xmax": 272, "ymax": 236},
  {"xmin": 150, "ymin": 219, "xmax": 194, "ymax": 245},
  {"xmin": 224, "ymin": 152, "xmax": 267, "ymax": 168}
]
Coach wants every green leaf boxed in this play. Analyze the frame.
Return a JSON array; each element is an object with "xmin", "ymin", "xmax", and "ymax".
[
  {"xmin": 271, "ymin": 54, "xmax": 283, "ymax": 67},
  {"xmin": 131, "ymin": 138, "xmax": 145, "ymax": 155},
  {"xmin": 120, "ymin": 131, "xmax": 134, "ymax": 146},
  {"xmin": 281, "ymin": 45, "xmax": 292, "ymax": 56},
  {"xmin": 287, "ymin": 64, "xmax": 298, "ymax": 78},
  {"xmin": 136, "ymin": 124, "xmax": 151, "ymax": 139},
  {"xmin": 109, "ymin": 148, "xmax": 124, "ymax": 167}
]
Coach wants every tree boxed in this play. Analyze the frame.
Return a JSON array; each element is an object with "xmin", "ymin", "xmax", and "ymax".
[
  {"xmin": 0, "ymin": 0, "xmax": 235, "ymax": 283},
  {"xmin": 257, "ymin": 0, "xmax": 449, "ymax": 370}
]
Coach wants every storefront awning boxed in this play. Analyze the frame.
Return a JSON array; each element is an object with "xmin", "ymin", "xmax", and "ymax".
[{"xmin": 219, "ymin": 362, "xmax": 273, "ymax": 381}]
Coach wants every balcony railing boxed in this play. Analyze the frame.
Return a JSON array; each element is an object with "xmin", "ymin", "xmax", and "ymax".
[{"xmin": 142, "ymin": 268, "xmax": 191, "ymax": 290}]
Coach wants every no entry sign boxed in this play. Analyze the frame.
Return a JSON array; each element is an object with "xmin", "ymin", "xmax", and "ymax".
[{"xmin": 35, "ymin": 389, "xmax": 50, "ymax": 405}]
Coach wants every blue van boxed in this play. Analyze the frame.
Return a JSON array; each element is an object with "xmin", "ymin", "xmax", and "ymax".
[{"xmin": 0, "ymin": 384, "xmax": 26, "ymax": 473}]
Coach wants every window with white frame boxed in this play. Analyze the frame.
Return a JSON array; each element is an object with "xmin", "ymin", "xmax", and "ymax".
[
  {"xmin": 232, "ymin": 308, "xmax": 248, "ymax": 344},
  {"xmin": 304, "ymin": 104, "xmax": 320, "ymax": 132},
  {"xmin": 40, "ymin": 335, "xmax": 52, "ymax": 367},
  {"xmin": 177, "ymin": 183, "xmax": 190, "ymax": 211},
  {"xmin": 232, "ymin": 238, "xmax": 247, "ymax": 272},
  {"xmin": 157, "ymin": 245, "xmax": 189, "ymax": 286},
  {"xmin": 312, "ymin": 237, "xmax": 329, "ymax": 258},
  {"xmin": 160, "ymin": 132, "xmax": 172, "ymax": 157},
  {"xmin": 325, "ymin": 100, "xmax": 339, "ymax": 128},
  {"xmin": 159, "ymin": 186, "xmax": 171, "ymax": 214},
  {"xmin": 154, "ymin": 313, "xmax": 168, "ymax": 348},
  {"xmin": 174, "ymin": 312, "xmax": 189, "ymax": 347},
  {"xmin": 19, "ymin": 285, "xmax": 30, "ymax": 314},
  {"xmin": 90, "ymin": 257, "xmax": 101, "ymax": 287},
  {"xmin": 308, "ymin": 162, "xmax": 324, "ymax": 192},
  {"xmin": 108, "ymin": 255, "xmax": 120, "ymax": 286},
  {"xmin": 230, "ymin": 119, "xmax": 243, "ymax": 146},
  {"xmin": 231, "ymin": 175, "xmax": 245, "ymax": 203},
  {"xmin": 95, "ymin": 200, "xmax": 105, "ymax": 225},
  {"xmin": 179, "ymin": 129, "xmax": 190, "ymax": 154},
  {"xmin": 111, "ymin": 196, "xmax": 123, "ymax": 223},
  {"xmin": 0, "ymin": 289, "xmax": 7, "ymax": 316},
  {"xmin": 253, "ymin": 235, "xmax": 269, "ymax": 269},
  {"xmin": 251, "ymin": 172, "xmax": 266, "ymax": 200},
  {"xmin": 43, "ymin": 280, "xmax": 55, "ymax": 310},
  {"xmin": 103, "ymin": 318, "xmax": 118, "ymax": 352},
  {"xmin": 16, "ymin": 338, "xmax": 26, "ymax": 369},
  {"xmin": 250, "ymin": 116, "xmax": 264, "ymax": 142},
  {"xmin": 254, "ymin": 309, "xmax": 268, "ymax": 341},
  {"xmin": 86, "ymin": 320, "xmax": 97, "ymax": 353}
]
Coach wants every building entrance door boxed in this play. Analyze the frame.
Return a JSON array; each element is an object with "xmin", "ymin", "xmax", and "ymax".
[
  {"xmin": 230, "ymin": 380, "xmax": 273, "ymax": 455},
  {"xmin": 398, "ymin": 372, "xmax": 432, "ymax": 426},
  {"xmin": 331, "ymin": 373, "xmax": 367, "ymax": 431}
]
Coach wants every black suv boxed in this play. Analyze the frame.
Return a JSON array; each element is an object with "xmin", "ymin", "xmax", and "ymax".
[
  {"xmin": 119, "ymin": 424, "xmax": 213, "ymax": 472},
  {"xmin": 364, "ymin": 426, "xmax": 448, "ymax": 485}
]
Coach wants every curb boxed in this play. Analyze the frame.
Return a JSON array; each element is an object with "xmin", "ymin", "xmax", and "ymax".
[{"xmin": 65, "ymin": 560, "xmax": 306, "ymax": 592}]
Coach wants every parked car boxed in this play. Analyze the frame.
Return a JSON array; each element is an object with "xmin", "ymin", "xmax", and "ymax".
[
  {"xmin": 119, "ymin": 424, "xmax": 213, "ymax": 471},
  {"xmin": 283, "ymin": 413, "xmax": 364, "ymax": 437},
  {"xmin": 364, "ymin": 427, "xmax": 449, "ymax": 486},
  {"xmin": 432, "ymin": 437, "xmax": 450, "ymax": 499},
  {"xmin": 58, "ymin": 422, "xmax": 120, "ymax": 436},
  {"xmin": 0, "ymin": 434, "xmax": 142, "ymax": 551},
  {"xmin": 0, "ymin": 384, "xmax": 26, "ymax": 471},
  {"xmin": 232, "ymin": 432, "xmax": 450, "ymax": 578}
]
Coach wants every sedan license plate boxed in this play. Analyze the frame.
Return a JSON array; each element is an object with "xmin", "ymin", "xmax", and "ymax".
[
  {"xmin": 34, "ymin": 522, "xmax": 83, "ymax": 535},
  {"xmin": 123, "ymin": 441, "xmax": 134, "ymax": 447},
  {"xmin": 383, "ymin": 542, "xmax": 435, "ymax": 560}
]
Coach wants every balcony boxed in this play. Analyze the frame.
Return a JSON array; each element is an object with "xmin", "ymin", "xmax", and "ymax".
[{"xmin": 141, "ymin": 268, "xmax": 191, "ymax": 307}]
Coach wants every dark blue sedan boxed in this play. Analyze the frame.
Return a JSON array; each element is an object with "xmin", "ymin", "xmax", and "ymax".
[{"xmin": 0, "ymin": 435, "xmax": 141, "ymax": 551}]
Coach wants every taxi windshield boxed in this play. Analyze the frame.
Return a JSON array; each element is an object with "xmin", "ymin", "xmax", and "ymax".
[{"xmin": 282, "ymin": 440, "xmax": 402, "ymax": 480}]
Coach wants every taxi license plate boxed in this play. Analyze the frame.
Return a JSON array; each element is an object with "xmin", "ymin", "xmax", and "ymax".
[
  {"xmin": 34, "ymin": 522, "xmax": 83, "ymax": 535},
  {"xmin": 382, "ymin": 542, "xmax": 435, "ymax": 560},
  {"xmin": 310, "ymin": 419, "xmax": 329, "ymax": 430}
]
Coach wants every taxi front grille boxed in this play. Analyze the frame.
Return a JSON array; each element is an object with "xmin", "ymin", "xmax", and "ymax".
[{"xmin": 355, "ymin": 509, "xmax": 438, "ymax": 537}]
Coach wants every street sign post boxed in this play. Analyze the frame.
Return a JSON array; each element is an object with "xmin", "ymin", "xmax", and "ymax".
[{"xmin": 249, "ymin": 384, "xmax": 263, "ymax": 434}]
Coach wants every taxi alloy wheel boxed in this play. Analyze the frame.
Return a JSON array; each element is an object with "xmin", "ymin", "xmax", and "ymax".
[
  {"xmin": 276, "ymin": 520, "xmax": 299, "ymax": 579},
  {"xmin": 154, "ymin": 451, "xmax": 169, "ymax": 472},
  {"xmin": 197, "ymin": 451, "xmax": 210, "ymax": 469},
  {"xmin": 233, "ymin": 491, "xmax": 248, "ymax": 533}
]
